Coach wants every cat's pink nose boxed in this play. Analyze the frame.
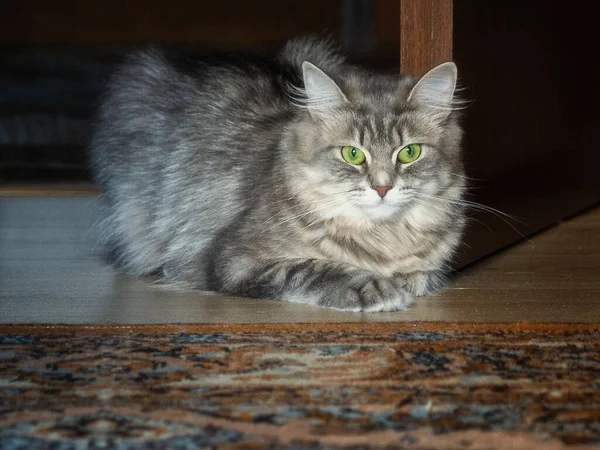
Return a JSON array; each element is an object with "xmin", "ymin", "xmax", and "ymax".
[{"xmin": 373, "ymin": 185, "xmax": 393, "ymax": 198}]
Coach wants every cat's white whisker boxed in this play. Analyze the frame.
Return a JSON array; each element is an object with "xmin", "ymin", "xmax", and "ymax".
[
  {"xmin": 268, "ymin": 199, "xmax": 342, "ymax": 229},
  {"xmin": 414, "ymin": 198, "xmax": 495, "ymax": 236},
  {"xmin": 414, "ymin": 192, "xmax": 532, "ymax": 243},
  {"xmin": 449, "ymin": 172, "xmax": 488, "ymax": 182},
  {"xmin": 413, "ymin": 198, "xmax": 453, "ymax": 216},
  {"xmin": 263, "ymin": 189, "xmax": 357, "ymax": 226},
  {"xmin": 416, "ymin": 192, "xmax": 522, "ymax": 221}
]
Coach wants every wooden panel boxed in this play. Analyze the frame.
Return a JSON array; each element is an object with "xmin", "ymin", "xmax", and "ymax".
[
  {"xmin": 453, "ymin": 0, "xmax": 600, "ymax": 266},
  {"xmin": 399, "ymin": 0, "xmax": 453, "ymax": 75}
]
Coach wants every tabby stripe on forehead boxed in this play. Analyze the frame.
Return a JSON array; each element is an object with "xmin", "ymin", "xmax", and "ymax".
[
  {"xmin": 363, "ymin": 119, "xmax": 375, "ymax": 142},
  {"xmin": 374, "ymin": 117, "xmax": 386, "ymax": 139},
  {"xmin": 386, "ymin": 118, "xmax": 399, "ymax": 142},
  {"xmin": 358, "ymin": 126, "xmax": 365, "ymax": 145},
  {"xmin": 392, "ymin": 123, "xmax": 403, "ymax": 142}
]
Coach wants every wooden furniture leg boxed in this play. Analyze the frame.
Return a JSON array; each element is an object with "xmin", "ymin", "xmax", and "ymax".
[{"xmin": 399, "ymin": 0, "xmax": 453, "ymax": 75}]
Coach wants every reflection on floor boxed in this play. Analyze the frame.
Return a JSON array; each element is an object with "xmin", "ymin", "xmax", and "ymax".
[{"xmin": 1, "ymin": 195, "xmax": 598, "ymax": 323}]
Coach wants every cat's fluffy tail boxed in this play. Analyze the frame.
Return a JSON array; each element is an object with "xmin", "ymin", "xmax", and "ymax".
[{"xmin": 279, "ymin": 36, "xmax": 346, "ymax": 74}]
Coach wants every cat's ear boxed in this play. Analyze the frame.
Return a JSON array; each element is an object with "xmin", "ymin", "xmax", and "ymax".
[
  {"xmin": 302, "ymin": 61, "xmax": 347, "ymax": 120},
  {"xmin": 407, "ymin": 62, "xmax": 457, "ymax": 117}
]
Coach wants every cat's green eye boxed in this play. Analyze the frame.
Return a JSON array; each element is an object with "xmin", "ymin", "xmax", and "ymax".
[
  {"xmin": 397, "ymin": 144, "xmax": 422, "ymax": 164},
  {"xmin": 341, "ymin": 146, "xmax": 366, "ymax": 165}
]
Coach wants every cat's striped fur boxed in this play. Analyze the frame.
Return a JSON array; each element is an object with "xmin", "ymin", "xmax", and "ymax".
[{"xmin": 90, "ymin": 37, "xmax": 466, "ymax": 312}]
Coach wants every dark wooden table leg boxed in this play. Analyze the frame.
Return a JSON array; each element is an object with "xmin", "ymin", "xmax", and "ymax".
[{"xmin": 399, "ymin": 0, "xmax": 453, "ymax": 75}]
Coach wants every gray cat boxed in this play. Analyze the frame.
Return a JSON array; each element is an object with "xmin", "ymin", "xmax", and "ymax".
[{"xmin": 90, "ymin": 37, "xmax": 466, "ymax": 312}]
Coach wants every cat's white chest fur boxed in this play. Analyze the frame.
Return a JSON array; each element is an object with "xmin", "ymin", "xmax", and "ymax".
[{"xmin": 310, "ymin": 216, "xmax": 437, "ymax": 277}]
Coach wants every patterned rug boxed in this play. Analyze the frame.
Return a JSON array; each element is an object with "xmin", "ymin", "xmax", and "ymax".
[{"xmin": 1, "ymin": 322, "xmax": 599, "ymax": 449}]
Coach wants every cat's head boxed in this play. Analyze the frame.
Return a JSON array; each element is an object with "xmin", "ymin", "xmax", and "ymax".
[{"xmin": 284, "ymin": 61, "xmax": 465, "ymax": 225}]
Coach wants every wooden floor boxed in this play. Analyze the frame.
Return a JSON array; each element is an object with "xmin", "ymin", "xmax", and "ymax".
[{"xmin": 0, "ymin": 194, "xmax": 599, "ymax": 324}]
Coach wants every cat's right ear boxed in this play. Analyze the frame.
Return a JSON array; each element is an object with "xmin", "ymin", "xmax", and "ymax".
[
  {"xmin": 302, "ymin": 62, "xmax": 347, "ymax": 120},
  {"xmin": 407, "ymin": 62, "xmax": 458, "ymax": 119}
]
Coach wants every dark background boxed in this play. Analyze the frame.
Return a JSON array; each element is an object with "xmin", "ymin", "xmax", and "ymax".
[
  {"xmin": 1, "ymin": 0, "xmax": 598, "ymax": 265},
  {"xmin": 0, "ymin": 0, "xmax": 397, "ymax": 182}
]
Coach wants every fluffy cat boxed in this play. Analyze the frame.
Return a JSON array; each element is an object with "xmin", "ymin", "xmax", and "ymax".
[{"xmin": 90, "ymin": 38, "xmax": 466, "ymax": 312}]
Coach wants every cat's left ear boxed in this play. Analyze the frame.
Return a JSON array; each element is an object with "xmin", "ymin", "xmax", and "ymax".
[
  {"xmin": 407, "ymin": 62, "xmax": 457, "ymax": 117},
  {"xmin": 302, "ymin": 62, "xmax": 347, "ymax": 120}
]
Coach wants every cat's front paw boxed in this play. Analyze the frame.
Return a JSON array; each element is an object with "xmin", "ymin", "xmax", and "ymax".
[{"xmin": 333, "ymin": 275, "xmax": 414, "ymax": 312}]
